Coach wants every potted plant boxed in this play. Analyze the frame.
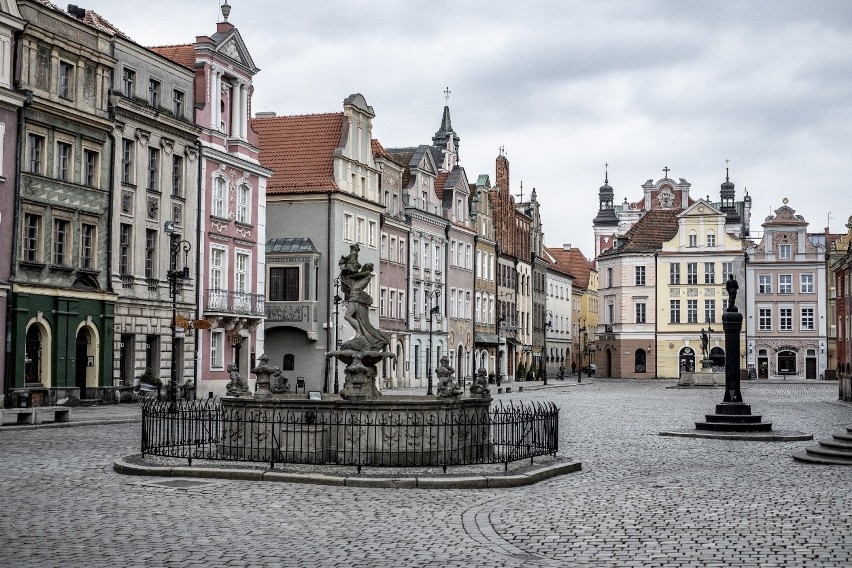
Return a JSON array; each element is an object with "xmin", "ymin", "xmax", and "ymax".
[
  {"xmin": 137, "ymin": 369, "xmax": 162, "ymax": 400},
  {"xmin": 516, "ymin": 362, "xmax": 527, "ymax": 381}
]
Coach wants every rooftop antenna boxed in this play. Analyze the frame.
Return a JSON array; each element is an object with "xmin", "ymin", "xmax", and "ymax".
[{"xmin": 516, "ymin": 181, "xmax": 524, "ymax": 202}]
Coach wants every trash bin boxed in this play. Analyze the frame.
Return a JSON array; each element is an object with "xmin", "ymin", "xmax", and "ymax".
[{"xmin": 18, "ymin": 390, "xmax": 31, "ymax": 408}]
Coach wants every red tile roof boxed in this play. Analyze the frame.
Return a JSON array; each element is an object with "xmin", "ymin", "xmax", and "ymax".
[
  {"xmin": 83, "ymin": 10, "xmax": 131, "ymax": 40},
  {"xmin": 600, "ymin": 209, "xmax": 680, "ymax": 258},
  {"xmin": 371, "ymin": 139, "xmax": 394, "ymax": 161},
  {"xmin": 149, "ymin": 44, "xmax": 196, "ymax": 70},
  {"xmin": 546, "ymin": 246, "xmax": 595, "ymax": 289},
  {"xmin": 250, "ymin": 113, "xmax": 346, "ymax": 194},
  {"xmin": 435, "ymin": 171, "xmax": 449, "ymax": 200}
]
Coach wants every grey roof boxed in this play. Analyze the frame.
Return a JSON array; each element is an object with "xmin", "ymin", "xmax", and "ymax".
[{"xmin": 266, "ymin": 237, "xmax": 317, "ymax": 254}]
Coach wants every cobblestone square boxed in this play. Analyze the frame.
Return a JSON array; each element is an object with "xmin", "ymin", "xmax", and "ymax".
[{"xmin": 1, "ymin": 380, "xmax": 850, "ymax": 567}]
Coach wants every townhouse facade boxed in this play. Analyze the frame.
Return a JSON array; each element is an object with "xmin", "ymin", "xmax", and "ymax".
[
  {"xmin": 832, "ymin": 217, "xmax": 852, "ymax": 400},
  {"xmin": 471, "ymin": 175, "xmax": 498, "ymax": 379},
  {"xmin": 544, "ymin": 248, "xmax": 574, "ymax": 378},
  {"xmin": 746, "ymin": 202, "xmax": 827, "ymax": 380},
  {"xmin": 8, "ymin": 0, "xmax": 116, "ymax": 405}
]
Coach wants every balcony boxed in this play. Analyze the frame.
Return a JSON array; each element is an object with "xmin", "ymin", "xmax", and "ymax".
[{"xmin": 205, "ymin": 289, "xmax": 265, "ymax": 317}]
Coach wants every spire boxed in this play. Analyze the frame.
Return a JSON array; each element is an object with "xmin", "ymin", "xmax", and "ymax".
[
  {"xmin": 594, "ymin": 162, "xmax": 618, "ymax": 227},
  {"xmin": 719, "ymin": 160, "xmax": 740, "ymax": 224},
  {"xmin": 432, "ymin": 91, "xmax": 460, "ymax": 169}
]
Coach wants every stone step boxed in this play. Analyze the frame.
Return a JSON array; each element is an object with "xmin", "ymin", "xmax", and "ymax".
[
  {"xmin": 792, "ymin": 449, "xmax": 852, "ymax": 465},
  {"xmin": 819, "ymin": 438, "xmax": 852, "ymax": 452},
  {"xmin": 695, "ymin": 420, "xmax": 773, "ymax": 432},
  {"xmin": 703, "ymin": 413, "xmax": 764, "ymax": 423},
  {"xmin": 804, "ymin": 444, "xmax": 852, "ymax": 461},
  {"xmin": 832, "ymin": 432, "xmax": 852, "ymax": 443}
]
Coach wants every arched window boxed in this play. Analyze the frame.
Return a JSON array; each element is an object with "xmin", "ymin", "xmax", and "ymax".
[
  {"xmin": 635, "ymin": 349, "xmax": 647, "ymax": 373},
  {"xmin": 778, "ymin": 350, "xmax": 796, "ymax": 375}
]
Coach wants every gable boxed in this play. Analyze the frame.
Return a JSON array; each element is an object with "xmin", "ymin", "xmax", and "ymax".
[{"xmin": 212, "ymin": 29, "xmax": 258, "ymax": 72}]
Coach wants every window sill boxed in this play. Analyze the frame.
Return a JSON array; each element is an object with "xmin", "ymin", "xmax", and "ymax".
[
  {"xmin": 20, "ymin": 260, "xmax": 46, "ymax": 269},
  {"xmin": 49, "ymin": 264, "xmax": 74, "ymax": 273}
]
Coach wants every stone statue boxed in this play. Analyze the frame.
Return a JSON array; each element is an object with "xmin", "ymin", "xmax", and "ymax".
[
  {"xmin": 435, "ymin": 356, "xmax": 461, "ymax": 398},
  {"xmin": 225, "ymin": 363, "xmax": 249, "ymax": 397},
  {"xmin": 251, "ymin": 354, "xmax": 280, "ymax": 398},
  {"xmin": 726, "ymin": 275, "xmax": 739, "ymax": 310},
  {"xmin": 470, "ymin": 367, "xmax": 491, "ymax": 399},
  {"xmin": 339, "ymin": 244, "xmax": 388, "ymax": 352},
  {"xmin": 700, "ymin": 328, "xmax": 709, "ymax": 361}
]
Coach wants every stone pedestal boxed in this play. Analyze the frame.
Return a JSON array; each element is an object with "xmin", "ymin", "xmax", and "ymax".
[{"xmin": 679, "ymin": 371, "xmax": 724, "ymax": 387}]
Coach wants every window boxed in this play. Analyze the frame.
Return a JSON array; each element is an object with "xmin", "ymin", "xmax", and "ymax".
[
  {"xmin": 707, "ymin": 233, "xmax": 716, "ymax": 247},
  {"xmin": 269, "ymin": 267, "xmax": 299, "ymax": 301},
  {"xmin": 80, "ymin": 223, "xmax": 95, "ymax": 269},
  {"xmin": 779, "ymin": 244, "xmax": 791, "ymax": 259},
  {"xmin": 670, "ymin": 300, "xmax": 681, "ymax": 323},
  {"xmin": 380, "ymin": 234, "xmax": 388, "ymax": 259},
  {"xmin": 380, "ymin": 288, "xmax": 387, "ymax": 317},
  {"xmin": 779, "ymin": 274, "xmax": 792, "ymax": 294},
  {"xmin": 84, "ymin": 149, "xmax": 98, "ymax": 187},
  {"xmin": 368, "ymin": 221, "xmax": 377, "ymax": 247},
  {"xmin": 173, "ymin": 89, "xmax": 184, "ymax": 117},
  {"xmin": 210, "ymin": 248, "xmax": 224, "ymax": 291},
  {"xmin": 390, "ymin": 238, "xmax": 397, "ymax": 263},
  {"xmin": 687, "ymin": 263, "xmax": 697, "ymax": 285},
  {"xmin": 801, "ymin": 307, "xmax": 814, "ymax": 331},
  {"xmin": 22, "ymin": 213, "xmax": 41, "ymax": 263},
  {"xmin": 210, "ymin": 331, "xmax": 224, "ymax": 369},
  {"xmin": 398, "ymin": 292, "xmax": 404, "ymax": 320},
  {"xmin": 236, "ymin": 184, "xmax": 250, "ymax": 224},
  {"xmin": 451, "ymin": 241, "xmax": 456, "ymax": 267},
  {"xmin": 172, "ymin": 155, "xmax": 184, "ymax": 197},
  {"xmin": 801, "ymin": 274, "xmax": 814, "ymax": 293},
  {"xmin": 148, "ymin": 79, "xmax": 161, "ymax": 108},
  {"xmin": 121, "ymin": 139, "xmax": 134, "ymax": 184},
  {"xmin": 122, "ymin": 68, "xmax": 136, "ymax": 98},
  {"xmin": 56, "ymin": 141, "xmax": 72, "ymax": 182},
  {"xmin": 722, "ymin": 262, "xmax": 733, "ymax": 282},
  {"xmin": 635, "ymin": 266, "xmax": 646, "ymax": 286},
  {"xmin": 147, "ymin": 148, "xmax": 160, "ymax": 191},
  {"xmin": 635, "ymin": 301, "xmax": 646, "ymax": 324},
  {"xmin": 235, "ymin": 252, "xmax": 249, "ymax": 293},
  {"xmin": 704, "ymin": 300, "xmax": 716, "ymax": 323},
  {"xmin": 212, "ymin": 177, "xmax": 226, "ymax": 218},
  {"xmin": 343, "ymin": 214, "xmax": 353, "ymax": 241},
  {"xmin": 389, "ymin": 290, "xmax": 396, "ymax": 319},
  {"xmin": 704, "ymin": 262, "xmax": 715, "ymax": 284},
  {"xmin": 28, "ymin": 134, "xmax": 44, "ymax": 174},
  {"xmin": 687, "ymin": 300, "xmax": 698, "ymax": 323},
  {"xmin": 688, "ymin": 232, "xmax": 697, "ymax": 247},
  {"xmin": 356, "ymin": 217, "xmax": 365, "ymax": 245},
  {"xmin": 669, "ymin": 263, "xmax": 680, "ymax": 285},
  {"xmin": 606, "ymin": 267, "xmax": 613, "ymax": 287},
  {"xmin": 412, "ymin": 239, "xmax": 419, "ymax": 267},
  {"xmin": 58, "ymin": 62, "xmax": 73, "ymax": 99},
  {"xmin": 145, "ymin": 229, "xmax": 156, "ymax": 278},
  {"xmin": 635, "ymin": 349, "xmax": 647, "ymax": 373},
  {"xmin": 779, "ymin": 307, "xmax": 792, "ymax": 331},
  {"xmin": 759, "ymin": 307, "xmax": 772, "ymax": 331},
  {"xmin": 119, "ymin": 224, "xmax": 131, "ymax": 275},
  {"xmin": 758, "ymin": 275, "xmax": 771, "ymax": 294},
  {"xmin": 53, "ymin": 219, "xmax": 68, "ymax": 266}
]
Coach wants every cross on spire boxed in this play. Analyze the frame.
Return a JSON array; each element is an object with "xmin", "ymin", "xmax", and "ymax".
[
  {"xmin": 444, "ymin": 87, "xmax": 451, "ymax": 104},
  {"xmin": 605, "ymin": 162, "xmax": 609, "ymax": 184},
  {"xmin": 663, "ymin": 166, "xmax": 670, "ymax": 178},
  {"xmin": 725, "ymin": 158, "xmax": 730, "ymax": 181}
]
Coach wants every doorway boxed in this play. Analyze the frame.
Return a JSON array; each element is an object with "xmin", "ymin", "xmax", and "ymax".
[
  {"xmin": 75, "ymin": 328, "xmax": 90, "ymax": 399},
  {"xmin": 758, "ymin": 349, "xmax": 768, "ymax": 378},
  {"xmin": 806, "ymin": 349, "xmax": 817, "ymax": 380},
  {"xmin": 679, "ymin": 347, "xmax": 695, "ymax": 375},
  {"xmin": 25, "ymin": 326, "xmax": 43, "ymax": 384},
  {"xmin": 605, "ymin": 348, "xmax": 612, "ymax": 378}
]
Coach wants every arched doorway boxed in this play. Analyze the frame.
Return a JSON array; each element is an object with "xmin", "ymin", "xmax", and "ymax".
[
  {"xmin": 679, "ymin": 347, "xmax": 695, "ymax": 375},
  {"xmin": 25, "ymin": 325, "xmax": 43, "ymax": 385},
  {"xmin": 605, "ymin": 348, "xmax": 612, "ymax": 378},
  {"xmin": 709, "ymin": 347, "xmax": 725, "ymax": 370},
  {"xmin": 75, "ymin": 327, "xmax": 91, "ymax": 399},
  {"xmin": 635, "ymin": 349, "xmax": 647, "ymax": 373},
  {"xmin": 778, "ymin": 350, "xmax": 796, "ymax": 376}
]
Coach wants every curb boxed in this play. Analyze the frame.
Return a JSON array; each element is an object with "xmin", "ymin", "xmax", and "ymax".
[
  {"xmin": 659, "ymin": 430, "xmax": 813, "ymax": 442},
  {"xmin": 113, "ymin": 456, "xmax": 582, "ymax": 489},
  {"xmin": 0, "ymin": 418, "xmax": 140, "ymax": 432}
]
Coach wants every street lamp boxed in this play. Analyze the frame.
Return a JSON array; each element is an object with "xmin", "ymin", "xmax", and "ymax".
[
  {"xmin": 543, "ymin": 309, "xmax": 553, "ymax": 386},
  {"xmin": 426, "ymin": 287, "xmax": 441, "ymax": 395},
  {"xmin": 332, "ymin": 276, "xmax": 342, "ymax": 394},
  {"xmin": 577, "ymin": 316, "xmax": 586, "ymax": 383},
  {"xmin": 164, "ymin": 221, "xmax": 191, "ymax": 411}
]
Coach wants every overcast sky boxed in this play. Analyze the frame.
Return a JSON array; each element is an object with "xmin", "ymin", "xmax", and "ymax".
[{"xmin": 80, "ymin": 0, "xmax": 852, "ymax": 257}]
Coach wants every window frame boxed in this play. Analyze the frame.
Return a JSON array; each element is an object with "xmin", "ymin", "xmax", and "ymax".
[
  {"xmin": 212, "ymin": 176, "xmax": 227, "ymax": 218},
  {"xmin": 268, "ymin": 266, "xmax": 300, "ymax": 302},
  {"xmin": 779, "ymin": 274, "xmax": 792, "ymax": 294},
  {"xmin": 758, "ymin": 274, "xmax": 772, "ymax": 294},
  {"xmin": 55, "ymin": 140, "xmax": 73, "ymax": 182},
  {"xmin": 58, "ymin": 61, "xmax": 74, "ymax": 100},
  {"xmin": 119, "ymin": 223, "xmax": 132, "ymax": 275},
  {"xmin": 148, "ymin": 78, "xmax": 161, "ymax": 108},
  {"xmin": 147, "ymin": 147, "xmax": 160, "ymax": 192},
  {"xmin": 122, "ymin": 67, "xmax": 136, "ymax": 98},
  {"xmin": 236, "ymin": 183, "xmax": 250, "ymax": 224}
]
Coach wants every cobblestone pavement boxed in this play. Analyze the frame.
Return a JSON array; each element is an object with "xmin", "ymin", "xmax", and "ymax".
[{"xmin": 1, "ymin": 380, "xmax": 850, "ymax": 567}]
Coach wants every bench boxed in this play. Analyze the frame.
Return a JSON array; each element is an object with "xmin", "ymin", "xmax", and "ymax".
[{"xmin": 0, "ymin": 407, "xmax": 71, "ymax": 426}]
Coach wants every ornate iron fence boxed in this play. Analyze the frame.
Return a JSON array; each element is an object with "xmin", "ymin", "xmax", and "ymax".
[{"xmin": 141, "ymin": 398, "xmax": 559, "ymax": 470}]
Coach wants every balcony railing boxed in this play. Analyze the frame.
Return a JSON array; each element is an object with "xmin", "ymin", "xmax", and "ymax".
[{"xmin": 205, "ymin": 289, "xmax": 265, "ymax": 317}]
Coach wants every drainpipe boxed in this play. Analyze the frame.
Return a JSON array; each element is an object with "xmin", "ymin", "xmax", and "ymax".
[
  {"xmin": 194, "ymin": 140, "xmax": 203, "ymax": 387},
  {"xmin": 324, "ymin": 190, "xmax": 332, "ymax": 393},
  {"xmin": 654, "ymin": 252, "xmax": 659, "ymax": 378}
]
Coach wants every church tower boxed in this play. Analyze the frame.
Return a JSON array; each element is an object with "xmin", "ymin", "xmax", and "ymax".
[{"xmin": 592, "ymin": 165, "xmax": 619, "ymax": 256}]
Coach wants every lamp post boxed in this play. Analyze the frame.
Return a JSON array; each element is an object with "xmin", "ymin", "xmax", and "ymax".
[
  {"xmin": 332, "ymin": 276, "xmax": 342, "ymax": 394},
  {"xmin": 164, "ymin": 221, "xmax": 191, "ymax": 411},
  {"xmin": 577, "ymin": 316, "xmax": 586, "ymax": 383},
  {"xmin": 543, "ymin": 309, "xmax": 553, "ymax": 386},
  {"xmin": 496, "ymin": 312, "xmax": 505, "ymax": 387},
  {"xmin": 426, "ymin": 287, "xmax": 441, "ymax": 395}
]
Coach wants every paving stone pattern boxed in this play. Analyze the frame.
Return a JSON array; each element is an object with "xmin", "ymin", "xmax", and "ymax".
[{"xmin": 1, "ymin": 380, "xmax": 850, "ymax": 567}]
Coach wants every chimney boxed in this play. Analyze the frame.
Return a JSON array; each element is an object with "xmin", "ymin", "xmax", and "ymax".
[
  {"xmin": 563, "ymin": 243, "xmax": 571, "ymax": 251},
  {"xmin": 254, "ymin": 112, "xmax": 277, "ymax": 118},
  {"xmin": 67, "ymin": 4, "xmax": 86, "ymax": 19}
]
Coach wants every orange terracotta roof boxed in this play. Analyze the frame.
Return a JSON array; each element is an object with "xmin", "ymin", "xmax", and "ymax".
[
  {"xmin": 250, "ymin": 113, "xmax": 346, "ymax": 194},
  {"xmin": 371, "ymin": 139, "xmax": 394, "ymax": 161},
  {"xmin": 600, "ymin": 209, "xmax": 680, "ymax": 258},
  {"xmin": 149, "ymin": 44, "xmax": 196, "ymax": 70},
  {"xmin": 435, "ymin": 171, "xmax": 449, "ymax": 200},
  {"xmin": 546, "ymin": 246, "xmax": 594, "ymax": 289}
]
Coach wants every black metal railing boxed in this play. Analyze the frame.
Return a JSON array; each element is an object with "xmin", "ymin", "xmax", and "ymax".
[{"xmin": 141, "ymin": 398, "xmax": 559, "ymax": 470}]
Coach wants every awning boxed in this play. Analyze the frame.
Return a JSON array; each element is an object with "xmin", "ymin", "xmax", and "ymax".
[
  {"xmin": 505, "ymin": 337, "xmax": 522, "ymax": 346},
  {"xmin": 474, "ymin": 332, "xmax": 500, "ymax": 345}
]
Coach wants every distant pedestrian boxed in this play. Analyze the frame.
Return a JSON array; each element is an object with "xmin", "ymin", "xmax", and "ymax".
[
  {"xmin": 571, "ymin": 361, "xmax": 577, "ymax": 375},
  {"xmin": 559, "ymin": 364, "xmax": 565, "ymax": 380}
]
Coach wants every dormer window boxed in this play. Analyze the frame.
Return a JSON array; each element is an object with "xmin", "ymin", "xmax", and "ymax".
[{"xmin": 688, "ymin": 232, "xmax": 697, "ymax": 247}]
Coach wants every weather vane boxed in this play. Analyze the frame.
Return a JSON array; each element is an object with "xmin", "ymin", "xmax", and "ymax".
[{"xmin": 444, "ymin": 87, "xmax": 451, "ymax": 103}]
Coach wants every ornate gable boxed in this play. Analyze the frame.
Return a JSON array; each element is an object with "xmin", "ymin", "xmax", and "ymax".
[{"xmin": 213, "ymin": 29, "xmax": 258, "ymax": 72}]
